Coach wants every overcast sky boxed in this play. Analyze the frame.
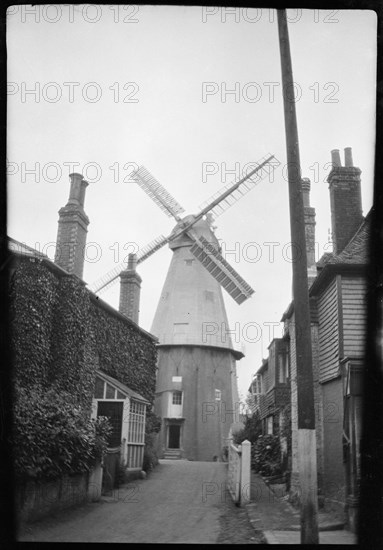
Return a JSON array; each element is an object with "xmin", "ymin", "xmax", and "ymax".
[{"xmin": 7, "ymin": 6, "xmax": 377, "ymax": 399}]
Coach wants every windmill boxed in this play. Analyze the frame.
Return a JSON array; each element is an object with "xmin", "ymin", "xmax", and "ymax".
[{"xmin": 90, "ymin": 153, "xmax": 280, "ymax": 460}]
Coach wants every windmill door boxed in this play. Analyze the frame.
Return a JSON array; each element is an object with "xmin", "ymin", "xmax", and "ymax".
[{"xmin": 168, "ymin": 425, "xmax": 181, "ymax": 449}]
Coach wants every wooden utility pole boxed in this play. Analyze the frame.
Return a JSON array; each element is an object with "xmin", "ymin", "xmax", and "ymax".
[{"xmin": 277, "ymin": 10, "xmax": 319, "ymax": 544}]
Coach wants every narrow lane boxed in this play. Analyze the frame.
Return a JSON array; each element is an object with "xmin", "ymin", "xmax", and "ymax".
[{"xmin": 19, "ymin": 461, "xmax": 236, "ymax": 543}]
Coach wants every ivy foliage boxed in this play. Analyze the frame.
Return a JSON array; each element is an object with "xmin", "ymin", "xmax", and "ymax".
[
  {"xmin": 145, "ymin": 409, "xmax": 162, "ymax": 435},
  {"xmin": 251, "ymin": 434, "xmax": 283, "ymax": 477},
  {"xmin": 10, "ymin": 257, "xmax": 158, "ymax": 482},
  {"xmin": 9, "ymin": 259, "xmax": 58, "ymax": 388},
  {"xmin": 142, "ymin": 409, "xmax": 162, "ymax": 473},
  {"xmin": 13, "ymin": 384, "xmax": 112, "ymax": 482},
  {"xmin": 232, "ymin": 410, "xmax": 263, "ymax": 445},
  {"xmin": 90, "ymin": 304, "xmax": 157, "ymax": 404}
]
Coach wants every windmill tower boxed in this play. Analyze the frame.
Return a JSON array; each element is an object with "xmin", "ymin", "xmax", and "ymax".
[{"xmin": 90, "ymin": 154, "xmax": 280, "ymax": 461}]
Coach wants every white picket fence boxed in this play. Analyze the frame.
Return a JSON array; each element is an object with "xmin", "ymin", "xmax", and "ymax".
[{"xmin": 227, "ymin": 439, "xmax": 251, "ymax": 505}]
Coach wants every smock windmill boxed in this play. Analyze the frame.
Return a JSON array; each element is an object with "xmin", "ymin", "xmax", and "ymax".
[{"xmin": 90, "ymin": 153, "xmax": 279, "ymax": 460}]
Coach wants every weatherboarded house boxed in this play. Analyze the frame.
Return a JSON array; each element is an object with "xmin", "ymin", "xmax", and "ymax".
[{"xmin": 283, "ymin": 149, "xmax": 368, "ymax": 532}]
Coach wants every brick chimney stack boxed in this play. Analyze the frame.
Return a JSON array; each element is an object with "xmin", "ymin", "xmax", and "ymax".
[
  {"xmin": 55, "ymin": 173, "xmax": 89, "ymax": 278},
  {"xmin": 327, "ymin": 148, "xmax": 363, "ymax": 255},
  {"xmin": 119, "ymin": 253, "xmax": 142, "ymax": 324},
  {"xmin": 301, "ymin": 177, "xmax": 317, "ymax": 285}
]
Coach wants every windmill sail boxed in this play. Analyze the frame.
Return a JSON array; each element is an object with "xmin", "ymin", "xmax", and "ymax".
[
  {"xmin": 131, "ymin": 166, "xmax": 185, "ymax": 220},
  {"xmin": 89, "ymin": 234, "xmax": 168, "ymax": 294},
  {"xmin": 198, "ymin": 154, "xmax": 280, "ymax": 220},
  {"xmin": 190, "ymin": 235, "xmax": 254, "ymax": 304},
  {"xmin": 90, "ymin": 152, "xmax": 279, "ymax": 298}
]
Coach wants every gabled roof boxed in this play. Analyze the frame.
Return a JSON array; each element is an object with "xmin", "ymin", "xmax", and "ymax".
[
  {"xmin": 281, "ymin": 209, "xmax": 371, "ymax": 319},
  {"xmin": 96, "ymin": 370, "xmax": 150, "ymax": 404}
]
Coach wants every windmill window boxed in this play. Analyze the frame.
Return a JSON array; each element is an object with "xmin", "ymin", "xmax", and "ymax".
[
  {"xmin": 215, "ymin": 389, "xmax": 222, "ymax": 401},
  {"xmin": 185, "ymin": 259, "xmax": 194, "ymax": 266},
  {"xmin": 204, "ymin": 290, "xmax": 214, "ymax": 302},
  {"xmin": 173, "ymin": 323, "xmax": 188, "ymax": 334},
  {"xmin": 172, "ymin": 391, "xmax": 182, "ymax": 405}
]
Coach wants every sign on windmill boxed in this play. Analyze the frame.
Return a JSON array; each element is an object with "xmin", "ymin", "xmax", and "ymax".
[{"xmin": 89, "ymin": 154, "xmax": 280, "ymax": 461}]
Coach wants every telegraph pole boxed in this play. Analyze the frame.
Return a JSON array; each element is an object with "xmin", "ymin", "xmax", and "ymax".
[{"xmin": 277, "ymin": 10, "xmax": 319, "ymax": 544}]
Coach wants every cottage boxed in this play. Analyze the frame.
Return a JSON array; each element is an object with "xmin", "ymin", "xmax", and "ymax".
[
  {"xmin": 10, "ymin": 173, "xmax": 158, "ymax": 522},
  {"xmin": 249, "ymin": 148, "xmax": 369, "ymax": 532}
]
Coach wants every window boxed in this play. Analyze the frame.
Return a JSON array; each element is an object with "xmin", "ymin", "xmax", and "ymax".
[
  {"xmin": 172, "ymin": 376, "xmax": 182, "ymax": 383},
  {"xmin": 278, "ymin": 353, "xmax": 289, "ymax": 384},
  {"xmin": 266, "ymin": 416, "xmax": 273, "ymax": 435},
  {"xmin": 127, "ymin": 400, "xmax": 146, "ymax": 444},
  {"xmin": 94, "ymin": 375, "xmax": 128, "ymax": 400},
  {"xmin": 253, "ymin": 375, "xmax": 262, "ymax": 395},
  {"xmin": 105, "ymin": 384, "xmax": 115, "ymax": 399},
  {"xmin": 173, "ymin": 323, "xmax": 188, "ymax": 333},
  {"xmin": 185, "ymin": 259, "xmax": 194, "ymax": 266},
  {"xmin": 172, "ymin": 391, "xmax": 182, "ymax": 405},
  {"xmin": 215, "ymin": 389, "xmax": 222, "ymax": 401}
]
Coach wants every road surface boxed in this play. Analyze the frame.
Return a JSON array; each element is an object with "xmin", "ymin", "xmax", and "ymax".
[{"xmin": 18, "ymin": 460, "xmax": 262, "ymax": 544}]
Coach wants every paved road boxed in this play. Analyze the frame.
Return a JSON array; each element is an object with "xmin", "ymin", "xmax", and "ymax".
[{"xmin": 18, "ymin": 460, "xmax": 259, "ymax": 544}]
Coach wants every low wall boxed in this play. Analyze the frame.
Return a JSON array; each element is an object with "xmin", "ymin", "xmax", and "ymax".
[{"xmin": 16, "ymin": 462, "xmax": 102, "ymax": 524}]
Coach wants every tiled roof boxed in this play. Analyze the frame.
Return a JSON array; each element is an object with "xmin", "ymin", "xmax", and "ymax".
[
  {"xmin": 326, "ymin": 214, "xmax": 370, "ymax": 265},
  {"xmin": 316, "ymin": 213, "xmax": 370, "ymax": 267},
  {"xmin": 317, "ymin": 211, "xmax": 371, "ymax": 270},
  {"xmin": 7, "ymin": 237, "xmax": 48, "ymax": 259},
  {"xmin": 316, "ymin": 252, "xmax": 334, "ymax": 268}
]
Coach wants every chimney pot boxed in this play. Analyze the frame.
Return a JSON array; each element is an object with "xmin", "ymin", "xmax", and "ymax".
[
  {"xmin": 127, "ymin": 253, "xmax": 138, "ymax": 271},
  {"xmin": 301, "ymin": 177, "xmax": 311, "ymax": 207},
  {"xmin": 331, "ymin": 149, "xmax": 342, "ymax": 167},
  {"xmin": 68, "ymin": 173, "xmax": 86, "ymax": 205},
  {"xmin": 78, "ymin": 179, "xmax": 88, "ymax": 208},
  {"xmin": 344, "ymin": 147, "xmax": 353, "ymax": 167}
]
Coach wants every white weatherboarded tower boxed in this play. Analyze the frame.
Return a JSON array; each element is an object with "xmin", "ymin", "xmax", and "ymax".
[
  {"xmin": 90, "ymin": 155, "xmax": 279, "ymax": 460},
  {"xmin": 151, "ymin": 217, "xmax": 243, "ymax": 460}
]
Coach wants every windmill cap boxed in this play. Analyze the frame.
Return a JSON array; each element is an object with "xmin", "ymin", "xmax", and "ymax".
[{"xmin": 169, "ymin": 216, "xmax": 219, "ymax": 251}]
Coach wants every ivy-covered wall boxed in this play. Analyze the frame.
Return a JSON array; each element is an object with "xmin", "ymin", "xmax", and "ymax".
[
  {"xmin": 10, "ymin": 254, "xmax": 158, "ymax": 482},
  {"xmin": 90, "ymin": 302, "xmax": 157, "ymax": 403},
  {"xmin": 10, "ymin": 255, "xmax": 157, "ymax": 400},
  {"xmin": 10, "ymin": 258, "xmax": 59, "ymax": 389}
]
